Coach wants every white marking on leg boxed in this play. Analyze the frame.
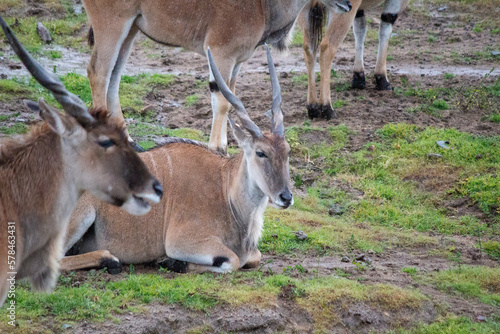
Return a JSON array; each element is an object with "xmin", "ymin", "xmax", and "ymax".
[{"xmin": 353, "ymin": 15, "xmax": 367, "ymax": 73}]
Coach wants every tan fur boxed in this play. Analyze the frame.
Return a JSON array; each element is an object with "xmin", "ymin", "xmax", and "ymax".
[
  {"xmin": 0, "ymin": 109, "xmax": 161, "ymax": 307},
  {"xmin": 81, "ymin": 0, "xmax": 351, "ymax": 152},
  {"xmin": 61, "ymin": 115, "xmax": 293, "ymax": 274}
]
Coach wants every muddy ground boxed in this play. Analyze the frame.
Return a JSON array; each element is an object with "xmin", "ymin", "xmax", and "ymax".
[{"xmin": 0, "ymin": 0, "xmax": 499, "ymax": 333}]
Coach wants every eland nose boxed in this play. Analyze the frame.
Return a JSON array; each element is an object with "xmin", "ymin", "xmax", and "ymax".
[
  {"xmin": 153, "ymin": 180, "xmax": 163, "ymax": 198},
  {"xmin": 279, "ymin": 189, "xmax": 293, "ymax": 207}
]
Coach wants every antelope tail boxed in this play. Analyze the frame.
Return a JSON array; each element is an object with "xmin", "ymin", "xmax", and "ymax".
[
  {"xmin": 309, "ymin": 1, "xmax": 327, "ymax": 53},
  {"xmin": 87, "ymin": 26, "xmax": 94, "ymax": 46}
]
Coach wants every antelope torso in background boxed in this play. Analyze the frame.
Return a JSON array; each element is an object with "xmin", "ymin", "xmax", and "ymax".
[{"xmin": 82, "ymin": 0, "xmax": 352, "ymax": 153}]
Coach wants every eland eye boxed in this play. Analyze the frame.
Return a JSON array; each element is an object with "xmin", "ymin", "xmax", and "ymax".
[
  {"xmin": 98, "ymin": 139, "xmax": 116, "ymax": 148},
  {"xmin": 256, "ymin": 151, "xmax": 267, "ymax": 158}
]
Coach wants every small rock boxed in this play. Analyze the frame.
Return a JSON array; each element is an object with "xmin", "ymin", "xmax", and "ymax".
[
  {"xmin": 491, "ymin": 51, "xmax": 500, "ymax": 57},
  {"xmin": 475, "ymin": 154, "xmax": 483, "ymax": 160},
  {"xmin": 62, "ymin": 324, "xmax": 72, "ymax": 330},
  {"xmin": 437, "ymin": 6, "xmax": 447, "ymax": 11},
  {"xmin": 390, "ymin": 33, "xmax": 398, "ymax": 38},
  {"xmin": 365, "ymin": 257, "xmax": 373, "ymax": 265},
  {"xmin": 356, "ymin": 254, "xmax": 366, "ymax": 261},
  {"xmin": 280, "ymin": 72, "xmax": 289, "ymax": 79},
  {"xmin": 328, "ymin": 204, "xmax": 344, "ymax": 216},
  {"xmin": 295, "ymin": 230, "xmax": 307, "ymax": 241},
  {"xmin": 368, "ymin": 145, "xmax": 376, "ymax": 151},
  {"xmin": 36, "ymin": 22, "xmax": 52, "ymax": 43},
  {"xmin": 367, "ymin": 249, "xmax": 374, "ymax": 254},
  {"xmin": 341, "ymin": 256, "xmax": 350, "ymax": 263},
  {"xmin": 427, "ymin": 153, "xmax": 443, "ymax": 159},
  {"xmin": 477, "ymin": 316, "xmax": 486, "ymax": 322},
  {"xmin": 436, "ymin": 140, "xmax": 452, "ymax": 149},
  {"xmin": 271, "ymin": 234, "xmax": 278, "ymax": 238}
]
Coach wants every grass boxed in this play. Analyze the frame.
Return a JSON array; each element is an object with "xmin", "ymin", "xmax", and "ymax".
[
  {"xmin": 297, "ymin": 277, "xmax": 426, "ymax": 332},
  {"xmin": 391, "ymin": 315, "xmax": 500, "ymax": 334},
  {"xmin": 0, "ymin": 15, "xmax": 88, "ymax": 53},
  {"xmin": 0, "ymin": 123, "xmax": 28, "ymax": 135},
  {"xmin": 432, "ymin": 266, "xmax": 500, "ymax": 306},
  {"xmin": 0, "ymin": 271, "xmax": 427, "ymax": 333},
  {"xmin": 185, "ymin": 94, "xmax": 200, "ymax": 107},
  {"xmin": 0, "ymin": 73, "xmax": 177, "ymax": 112},
  {"xmin": 482, "ymin": 241, "xmax": 500, "ymax": 261}
]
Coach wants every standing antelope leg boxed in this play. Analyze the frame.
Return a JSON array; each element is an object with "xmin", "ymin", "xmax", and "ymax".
[
  {"xmin": 207, "ymin": 52, "xmax": 236, "ymax": 153},
  {"xmin": 317, "ymin": 5, "xmax": 359, "ymax": 120},
  {"xmin": 352, "ymin": 9, "xmax": 367, "ymax": 89},
  {"xmin": 298, "ymin": 1, "xmax": 322, "ymax": 118},
  {"xmin": 374, "ymin": 0, "xmax": 409, "ymax": 90},
  {"xmin": 87, "ymin": 17, "xmax": 138, "ymax": 136}
]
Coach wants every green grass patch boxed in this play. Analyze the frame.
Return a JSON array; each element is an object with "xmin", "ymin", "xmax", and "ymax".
[
  {"xmin": 323, "ymin": 123, "xmax": 499, "ymax": 235},
  {"xmin": 488, "ymin": 113, "xmax": 500, "ymax": 123},
  {"xmin": 128, "ymin": 123, "xmax": 206, "ymax": 141},
  {"xmin": 297, "ymin": 277, "xmax": 426, "ymax": 332},
  {"xmin": 185, "ymin": 94, "xmax": 200, "ymax": 107},
  {"xmin": 391, "ymin": 315, "xmax": 500, "ymax": 334},
  {"xmin": 482, "ymin": 240, "xmax": 500, "ymax": 261},
  {"xmin": 0, "ymin": 15, "xmax": 88, "ymax": 53},
  {"xmin": 291, "ymin": 30, "xmax": 303, "ymax": 47},
  {"xmin": 432, "ymin": 265, "xmax": 500, "ymax": 306},
  {"xmin": 0, "ymin": 123, "xmax": 28, "ymax": 135},
  {"xmin": 291, "ymin": 73, "xmax": 308, "ymax": 85}
]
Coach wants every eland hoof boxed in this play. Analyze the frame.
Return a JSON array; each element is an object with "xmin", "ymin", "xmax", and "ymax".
[
  {"xmin": 321, "ymin": 105, "xmax": 337, "ymax": 120},
  {"xmin": 375, "ymin": 75, "xmax": 392, "ymax": 91},
  {"xmin": 307, "ymin": 104, "xmax": 321, "ymax": 119},
  {"xmin": 100, "ymin": 258, "xmax": 122, "ymax": 275},
  {"xmin": 352, "ymin": 72, "xmax": 366, "ymax": 89},
  {"xmin": 158, "ymin": 258, "xmax": 189, "ymax": 273}
]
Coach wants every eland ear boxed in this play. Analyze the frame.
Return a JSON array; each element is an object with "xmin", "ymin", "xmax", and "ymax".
[
  {"xmin": 37, "ymin": 98, "xmax": 75, "ymax": 136},
  {"xmin": 23, "ymin": 99, "xmax": 40, "ymax": 112},
  {"xmin": 228, "ymin": 117, "xmax": 249, "ymax": 146}
]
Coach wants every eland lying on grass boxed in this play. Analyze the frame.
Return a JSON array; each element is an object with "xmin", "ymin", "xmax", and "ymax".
[
  {"xmin": 0, "ymin": 15, "xmax": 162, "ymax": 307},
  {"xmin": 81, "ymin": 0, "xmax": 352, "ymax": 153},
  {"xmin": 61, "ymin": 46, "xmax": 292, "ymax": 274},
  {"xmin": 298, "ymin": 0, "xmax": 410, "ymax": 119}
]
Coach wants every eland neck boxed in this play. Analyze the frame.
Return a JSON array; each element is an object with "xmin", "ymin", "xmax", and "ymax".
[{"xmin": 227, "ymin": 153, "xmax": 268, "ymax": 250}]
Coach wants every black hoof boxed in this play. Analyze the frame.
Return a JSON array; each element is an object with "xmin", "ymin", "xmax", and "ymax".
[
  {"xmin": 375, "ymin": 74, "xmax": 392, "ymax": 90},
  {"xmin": 158, "ymin": 258, "xmax": 189, "ymax": 273},
  {"xmin": 320, "ymin": 105, "xmax": 337, "ymax": 120},
  {"xmin": 130, "ymin": 141, "xmax": 145, "ymax": 152},
  {"xmin": 352, "ymin": 72, "xmax": 366, "ymax": 89},
  {"xmin": 307, "ymin": 104, "xmax": 321, "ymax": 119},
  {"xmin": 100, "ymin": 258, "xmax": 122, "ymax": 275}
]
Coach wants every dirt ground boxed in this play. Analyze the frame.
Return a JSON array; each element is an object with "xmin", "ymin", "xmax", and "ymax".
[{"xmin": 0, "ymin": 0, "xmax": 499, "ymax": 333}]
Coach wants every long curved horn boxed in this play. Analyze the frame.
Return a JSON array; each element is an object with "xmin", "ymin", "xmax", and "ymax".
[
  {"xmin": 0, "ymin": 14, "xmax": 94, "ymax": 126},
  {"xmin": 207, "ymin": 48, "xmax": 262, "ymax": 138},
  {"xmin": 265, "ymin": 44, "xmax": 284, "ymax": 137}
]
